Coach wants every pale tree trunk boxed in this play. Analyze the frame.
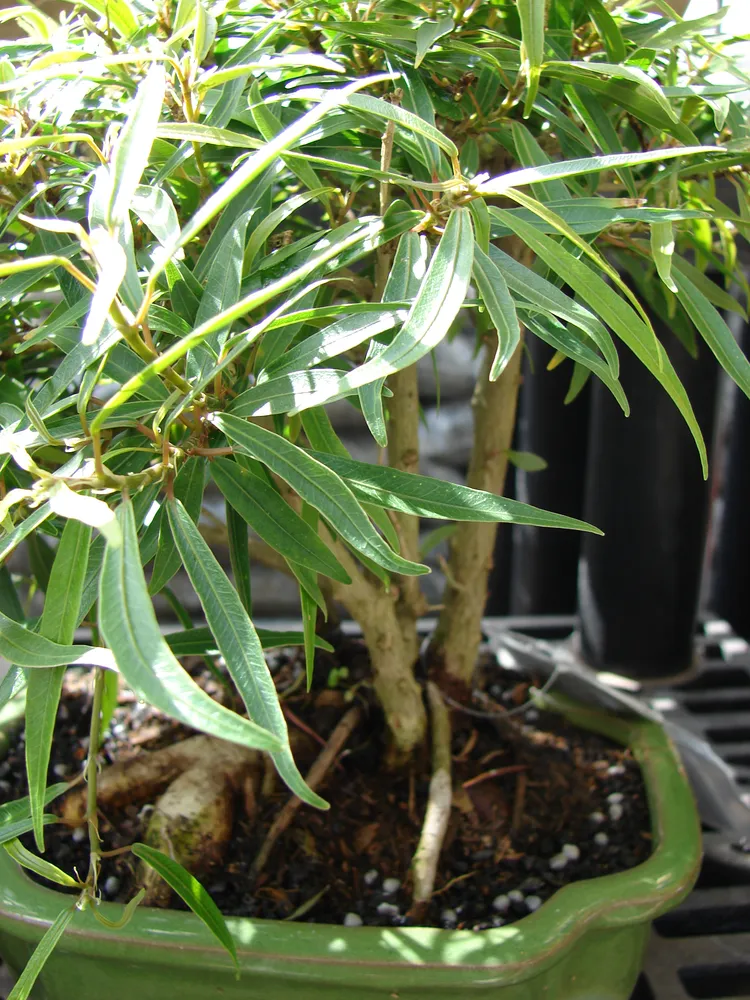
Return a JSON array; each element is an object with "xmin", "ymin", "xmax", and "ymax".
[
  {"xmin": 325, "ymin": 530, "xmax": 427, "ymax": 759},
  {"xmin": 388, "ymin": 363, "xmax": 427, "ymax": 668},
  {"xmin": 428, "ymin": 337, "xmax": 524, "ymax": 687}
]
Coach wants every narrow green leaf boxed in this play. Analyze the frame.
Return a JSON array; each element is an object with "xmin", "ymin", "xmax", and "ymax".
[
  {"xmin": 491, "ymin": 210, "xmax": 654, "ymax": 366},
  {"xmin": 498, "ymin": 188, "xmax": 658, "ymax": 357},
  {"xmin": 244, "ymin": 188, "xmax": 331, "ymax": 272},
  {"xmin": 309, "ymin": 451, "xmax": 602, "ymax": 533},
  {"xmin": 507, "ymin": 449, "xmax": 548, "ymax": 472},
  {"xmin": 419, "ymin": 523, "xmax": 456, "ymax": 558},
  {"xmin": 198, "ymin": 54, "xmax": 344, "ymax": 91},
  {"xmin": 519, "ymin": 310, "xmax": 628, "ymax": 414},
  {"xmin": 359, "ymin": 232, "xmax": 429, "ymax": 446},
  {"xmin": 187, "ymin": 205, "xmax": 253, "ymax": 382},
  {"xmin": 167, "ymin": 500, "xmax": 328, "ymax": 811},
  {"xmin": 546, "ymin": 61, "xmax": 678, "ymax": 123},
  {"xmin": 300, "ymin": 407, "xmax": 352, "ymax": 460},
  {"xmin": 146, "ymin": 73, "xmax": 397, "ymax": 290},
  {"xmin": 415, "ymin": 16, "xmax": 454, "ymax": 68},
  {"xmin": 0, "ymin": 814, "xmax": 56, "ymax": 847},
  {"xmin": 240, "ymin": 209, "xmax": 471, "ymax": 416},
  {"xmin": 212, "ymin": 415, "xmax": 429, "ymax": 577},
  {"xmin": 490, "ymin": 227, "xmax": 706, "ymax": 470},
  {"xmin": 92, "ymin": 219, "xmax": 386, "ymax": 433},
  {"xmin": 518, "ymin": 0, "xmax": 546, "ymax": 116},
  {"xmin": 131, "ymin": 185, "xmax": 180, "ymax": 249},
  {"xmin": 249, "ymin": 81, "xmax": 329, "ymax": 212},
  {"xmin": 89, "ymin": 889, "xmax": 145, "ymax": 930},
  {"xmin": 487, "ymin": 243, "xmax": 618, "ymax": 376},
  {"xmin": 344, "ymin": 93, "xmax": 458, "ymax": 159},
  {"xmin": 226, "ymin": 501, "xmax": 252, "ymax": 615},
  {"xmin": 564, "ymin": 85, "xmax": 637, "ymax": 197},
  {"xmin": 263, "ymin": 309, "xmax": 405, "ymax": 380},
  {"xmin": 149, "ymin": 458, "xmax": 206, "ymax": 595},
  {"xmin": 106, "ymin": 66, "xmax": 165, "ymax": 229},
  {"xmin": 584, "ymin": 0, "xmax": 626, "ymax": 63},
  {"xmin": 673, "ymin": 269, "xmax": 750, "ymax": 402},
  {"xmin": 396, "ymin": 64, "xmax": 448, "ymax": 181},
  {"xmin": 478, "ymin": 147, "xmax": 722, "ymax": 197},
  {"xmin": 300, "ymin": 585, "xmax": 317, "ymax": 691},
  {"xmin": 512, "ymin": 122, "xmax": 569, "ymax": 203},
  {"xmin": 641, "ymin": 8, "xmax": 728, "ymax": 50},
  {"xmin": 7, "ymin": 907, "xmax": 76, "ymax": 1000},
  {"xmin": 81, "ymin": 230, "xmax": 126, "ymax": 347},
  {"xmin": 0, "ymin": 666, "xmax": 25, "ymax": 711},
  {"xmin": 3, "ymin": 839, "xmax": 81, "ymax": 887},
  {"xmin": 165, "ymin": 626, "xmax": 333, "ymax": 657},
  {"xmin": 69, "ymin": 0, "xmax": 137, "ymax": 36},
  {"xmin": 472, "ymin": 244, "xmax": 520, "ymax": 379},
  {"xmin": 672, "ymin": 255, "xmax": 746, "ymax": 318},
  {"xmin": 651, "ymin": 220, "xmax": 677, "ymax": 293},
  {"xmin": 231, "ymin": 369, "xmax": 361, "ymax": 417},
  {"xmin": 47, "ymin": 482, "xmax": 120, "ymax": 545},
  {"xmin": 0, "ymin": 609, "xmax": 115, "ymax": 670},
  {"xmin": 99, "ymin": 668, "xmax": 119, "ymax": 742},
  {"xmin": 211, "ymin": 458, "xmax": 351, "ymax": 584},
  {"xmin": 0, "ymin": 785, "xmax": 68, "ymax": 830},
  {"xmin": 98, "ymin": 497, "xmax": 282, "ymax": 752},
  {"xmin": 26, "ymin": 518, "xmax": 91, "ymax": 851},
  {"xmin": 131, "ymin": 844, "xmax": 237, "ymax": 968}
]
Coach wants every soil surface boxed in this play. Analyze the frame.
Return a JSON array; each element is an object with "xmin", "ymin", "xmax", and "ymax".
[{"xmin": 2, "ymin": 633, "xmax": 651, "ymax": 930}]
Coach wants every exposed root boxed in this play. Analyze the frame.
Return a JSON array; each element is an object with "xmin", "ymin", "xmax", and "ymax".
[
  {"xmin": 139, "ymin": 741, "xmax": 260, "ymax": 906},
  {"xmin": 410, "ymin": 682, "xmax": 453, "ymax": 920},
  {"xmin": 250, "ymin": 705, "xmax": 362, "ymax": 881},
  {"xmin": 61, "ymin": 736, "xmax": 224, "ymax": 827}
]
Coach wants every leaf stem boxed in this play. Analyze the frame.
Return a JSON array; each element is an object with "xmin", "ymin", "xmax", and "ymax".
[{"xmin": 86, "ymin": 668, "xmax": 106, "ymax": 888}]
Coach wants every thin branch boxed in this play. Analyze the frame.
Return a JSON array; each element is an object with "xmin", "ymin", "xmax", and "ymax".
[{"xmin": 250, "ymin": 705, "xmax": 362, "ymax": 880}]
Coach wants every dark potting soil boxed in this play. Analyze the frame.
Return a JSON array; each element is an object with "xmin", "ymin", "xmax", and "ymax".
[{"xmin": 2, "ymin": 635, "xmax": 651, "ymax": 931}]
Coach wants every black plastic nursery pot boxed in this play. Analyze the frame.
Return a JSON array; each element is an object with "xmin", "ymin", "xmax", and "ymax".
[{"xmin": 578, "ymin": 331, "xmax": 720, "ymax": 680}]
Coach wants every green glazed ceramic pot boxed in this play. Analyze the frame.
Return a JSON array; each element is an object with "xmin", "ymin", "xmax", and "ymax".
[{"xmin": 0, "ymin": 703, "xmax": 700, "ymax": 1000}]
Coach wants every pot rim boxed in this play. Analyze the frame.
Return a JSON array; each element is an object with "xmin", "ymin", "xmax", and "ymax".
[{"xmin": 0, "ymin": 640, "xmax": 701, "ymax": 988}]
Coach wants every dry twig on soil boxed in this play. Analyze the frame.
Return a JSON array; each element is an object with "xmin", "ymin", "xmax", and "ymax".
[{"xmin": 250, "ymin": 705, "xmax": 362, "ymax": 880}]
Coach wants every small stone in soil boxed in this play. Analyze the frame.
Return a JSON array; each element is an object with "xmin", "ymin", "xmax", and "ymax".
[
  {"xmin": 562, "ymin": 843, "xmax": 580, "ymax": 861},
  {"xmin": 507, "ymin": 890, "xmax": 524, "ymax": 905},
  {"xmin": 440, "ymin": 909, "xmax": 458, "ymax": 928},
  {"xmin": 492, "ymin": 916, "xmax": 506, "ymax": 927},
  {"xmin": 72, "ymin": 827, "xmax": 86, "ymax": 843},
  {"xmin": 103, "ymin": 876, "xmax": 120, "ymax": 897},
  {"xmin": 607, "ymin": 765, "xmax": 626, "ymax": 777},
  {"xmin": 520, "ymin": 877, "xmax": 544, "ymax": 893},
  {"xmin": 52, "ymin": 764, "xmax": 67, "ymax": 778},
  {"xmin": 607, "ymin": 793, "xmax": 624, "ymax": 805},
  {"xmin": 382, "ymin": 877, "xmax": 401, "ymax": 895},
  {"xmin": 525, "ymin": 895, "xmax": 542, "ymax": 913},
  {"xmin": 609, "ymin": 803, "xmax": 624, "ymax": 821},
  {"xmin": 376, "ymin": 902, "xmax": 399, "ymax": 918},
  {"xmin": 549, "ymin": 854, "xmax": 567, "ymax": 871},
  {"xmin": 344, "ymin": 913, "xmax": 363, "ymax": 927},
  {"xmin": 492, "ymin": 894, "xmax": 510, "ymax": 913},
  {"xmin": 589, "ymin": 811, "xmax": 606, "ymax": 825},
  {"xmin": 594, "ymin": 832, "xmax": 609, "ymax": 847},
  {"xmin": 363, "ymin": 869, "xmax": 379, "ymax": 887}
]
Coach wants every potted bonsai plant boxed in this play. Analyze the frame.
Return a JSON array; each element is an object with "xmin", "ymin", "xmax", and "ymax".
[{"xmin": 1, "ymin": 0, "xmax": 749, "ymax": 996}]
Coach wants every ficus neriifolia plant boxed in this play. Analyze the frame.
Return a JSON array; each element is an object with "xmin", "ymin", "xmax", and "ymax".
[{"xmin": 1, "ymin": 0, "xmax": 749, "ymax": 992}]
